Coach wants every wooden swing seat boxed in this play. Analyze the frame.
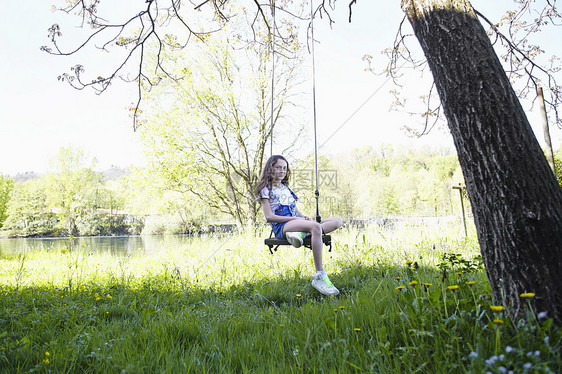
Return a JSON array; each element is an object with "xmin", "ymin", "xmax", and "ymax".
[{"xmin": 264, "ymin": 232, "xmax": 332, "ymax": 255}]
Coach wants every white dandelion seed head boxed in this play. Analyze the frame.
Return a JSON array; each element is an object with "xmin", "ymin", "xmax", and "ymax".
[{"xmin": 537, "ymin": 311, "xmax": 548, "ymax": 320}]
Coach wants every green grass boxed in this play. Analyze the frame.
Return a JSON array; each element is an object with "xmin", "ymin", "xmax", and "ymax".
[{"xmin": 0, "ymin": 225, "xmax": 560, "ymax": 373}]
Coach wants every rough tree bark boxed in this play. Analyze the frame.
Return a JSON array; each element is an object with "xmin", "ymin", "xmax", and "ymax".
[{"xmin": 401, "ymin": 0, "xmax": 562, "ymax": 322}]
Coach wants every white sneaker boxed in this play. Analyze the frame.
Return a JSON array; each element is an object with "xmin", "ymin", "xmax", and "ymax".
[
  {"xmin": 311, "ymin": 273, "xmax": 340, "ymax": 296},
  {"xmin": 285, "ymin": 231, "xmax": 304, "ymax": 248}
]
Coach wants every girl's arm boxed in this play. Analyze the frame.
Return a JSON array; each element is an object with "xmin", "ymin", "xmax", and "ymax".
[
  {"xmin": 294, "ymin": 207, "xmax": 311, "ymax": 220},
  {"xmin": 260, "ymin": 199, "xmax": 303, "ymax": 223}
]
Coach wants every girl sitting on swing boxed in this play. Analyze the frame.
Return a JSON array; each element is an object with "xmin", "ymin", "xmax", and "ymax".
[{"xmin": 255, "ymin": 155, "xmax": 343, "ymax": 296}]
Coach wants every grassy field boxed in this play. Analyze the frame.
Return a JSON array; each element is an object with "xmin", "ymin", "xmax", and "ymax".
[{"xmin": 0, "ymin": 224, "xmax": 560, "ymax": 373}]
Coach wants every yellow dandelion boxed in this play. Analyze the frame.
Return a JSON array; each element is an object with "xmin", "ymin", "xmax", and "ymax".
[
  {"xmin": 95, "ymin": 297, "xmax": 101, "ymax": 301},
  {"xmin": 456, "ymin": 272, "xmax": 463, "ymax": 276},
  {"xmin": 79, "ymin": 285, "xmax": 85, "ymax": 291},
  {"xmin": 408, "ymin": 281, "xmax": 418, "ymax": 286},
  {"xmin": 106, "ymin": 294, "xmax": 112, "ymax": 299},
  {"xmin": 43, "ymin": 358, "xmax": 50, "ymax": 365},
  {"xmin": 354, "ymin": 328, "xmax": 361, "ymax": 332},
  {"xmin": 490, "ymin": 305, "xmax": 504, "ymax": 312},
  {"xmin": 465, "ymin": 281, "xmax": 476, "ymax": 286},
  {"xmin": 106, "ymin": 311, "xmax": 109, "ymax": 315},
  {"xmin": 396, "ymin": 277, "xmax": 402, "ymax": 280},
  {"xmin": 405, "ymin": 260, "xmax": 413, "ymax": 265},
  {"xmin": 296, "ymin": 294, "xmax": 301, "ymax": 298},
  {"xmin": 61, "ymin": 249, "xmax": 67, "ymax": 254},
  {"xmin": 520, "ymin": 293, "xmax": 535, "ymax": 299},
  {"xmin": 45, "ymin": 352, "xmax": 50, "ymax": 356},
  {"xmin": 423, "ymin": 283, "xmax": 432, "ymax": 287},
  {"xmin": 94, "ymin": 293, "xmax": 99, "ymax": 298},
  {"xmin": 339, "ymin": 306, "xmax": 345, "ymax": 310},
  {"xmin": 493, "ymin": 319, "xmax": 504, "ymax": 324},
  {"xmin": 395, "ymin": 286, "xmax": 406, "ymax": 290},
  {"xmin": 448, "ymin": 285, "xmax": 459, "ymax": 291}
]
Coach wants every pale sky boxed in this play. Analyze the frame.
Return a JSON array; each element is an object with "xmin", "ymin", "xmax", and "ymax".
[{"xmin": 1, "ymin": 0, "xmax": 560, "ymax": 176}]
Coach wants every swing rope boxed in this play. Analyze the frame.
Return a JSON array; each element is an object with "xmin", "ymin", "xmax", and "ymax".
[
  {"xmin": 270, "ymin": 0, "xmax": 276, "ymax": 157},
  {"xmin": 309, "ymin": 0, "xmax": 321, "ymax": 223}
]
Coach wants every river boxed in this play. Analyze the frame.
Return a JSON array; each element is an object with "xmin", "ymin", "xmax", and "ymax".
[{"xmin": 0, "ymin": 235, "xmax": 204, "ymax": 256}]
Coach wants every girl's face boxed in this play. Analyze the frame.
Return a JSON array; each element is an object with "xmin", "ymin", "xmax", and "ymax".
[{"xmin": 271, "ymin": 158, "xmax": 288, "ymax": 183}]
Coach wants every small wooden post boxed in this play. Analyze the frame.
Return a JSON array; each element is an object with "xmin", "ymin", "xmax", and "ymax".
[{"xmin": 452, "ymin": 183, "xmax": 467, "ymax": 237}]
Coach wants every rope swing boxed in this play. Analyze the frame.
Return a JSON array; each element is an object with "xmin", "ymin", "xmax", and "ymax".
[{"xmin": 263, "ymin": 0, "xmax": 333, "ymax": 253}]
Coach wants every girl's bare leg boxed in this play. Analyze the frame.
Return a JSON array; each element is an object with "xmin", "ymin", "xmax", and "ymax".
[
  {"xmin": 283, "ymin": 220, "xmax": 324, "ymax": 271},
  {"xmin": 319, "ymin": 217, "xmax": 343, "ymax": 234}
]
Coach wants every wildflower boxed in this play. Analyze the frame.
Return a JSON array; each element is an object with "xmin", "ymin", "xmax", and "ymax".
[
  {"xmin": 523, "ymin": 362, "xmax": 532, "ymax": 370},
  {"xmin": 395, "ymin": 286, "xmax": 406, "ymax": 290},
  {"xmin": 534, "ymin": 350, "xmax": 540, "ymax": 357},
  {"xmin": 339, "ymin": 306, "xmax": 345, "ymax": 310},
  {"xmin": 354, "ymin": 328, "xmax": 361, "ymax": 332},
  {"xmin": 469, "ymin": 351, "xmax": 478, "ymax": 359},
  {"xmin": 493, "ymin": 319, "xmax": 504, "ymax": 324},
  {"xmin": 537, "ymin": 311, "xmax": 548, "ymax": 320},
  {"xmin": 396, "ymin": 277, "xmax": 402, "ymax": 280},
  {"xmin": 95, "ymin": 297, "xmax": 101, "ymax": 301},
  {"xmin": 423, "ymin": 283, "xmax": 432, "ymax": 287},
  {"xmin": 405, "ymin": 260, "xmax": 413, "ymax": 265},
  {"xmin": 447, "ymin": 285, "xmax": 459, "ymax": 291},
  {"xmin": 465, "ymin": 281, "xmax": 476, "ymax": 285},
  {"xmin": 490, "ymin": 305, "xmax": 504, "ymax": 312},
  {"xmin": 499, "ymin": 354, "xmax": 505, "ymax": 361},
  {"xmin": 544, "ymin": 336, "xmax": 549, "ymax": 345},
  {"xmin": 94, "ymin": 293, "xmax": 99, "ymax": 298},
  {"xmin": 79, "ymin": 285, "xmax": 85, "ymax": 291},
  {"xmin": 279, "ymin": 324, "xmax": 284, "ymax": 327},
  {"xmin": 408, "ymin": 281, "xmax": 418, "ymax": 286},
  {"xmin": 45, "ymin": 352, "xmax": 50, "ymax": 356},
  {"xmin": 520, "ymin": 292, "xmax": 535, "ymax": 299},
  {"xmin": 498, "ymin": 366, "xmax": 508, "ymax": 374},
  {"xmin": 43, "ymin": 358, "xmax": 50, "ymax": 365},
  {"xmin": 61, "ymin": 249, "xmax": 67, "ymax": 254},
  {"xmin": 505, "ymin": 346, "xmax": 514, "ymax": 353},
  {"xmin": 296, "ymin": 294, "xmax": 301, "ymax": 298},
  {"xmin": 106, "ymin": 294, "xmax": 112, "ymax": 299},
  {"xmin": 456, "ymin": 272, "xmax": 463, "ymax": 276}
]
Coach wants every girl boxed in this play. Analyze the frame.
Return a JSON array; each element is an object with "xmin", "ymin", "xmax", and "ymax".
[{"xmin": 255, "ymin": 155, "xmax": 343, "ymax": 296}]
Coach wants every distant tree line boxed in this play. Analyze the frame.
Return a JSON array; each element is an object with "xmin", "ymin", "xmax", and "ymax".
[{"xmin": 3, "ymin": 144, "xmax": 557, "ymax": 238}]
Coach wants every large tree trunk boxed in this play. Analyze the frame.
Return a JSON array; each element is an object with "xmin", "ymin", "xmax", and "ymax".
[{"xmin": 401, "ymin": 0, "xmax": 562, "ymax": 323}]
